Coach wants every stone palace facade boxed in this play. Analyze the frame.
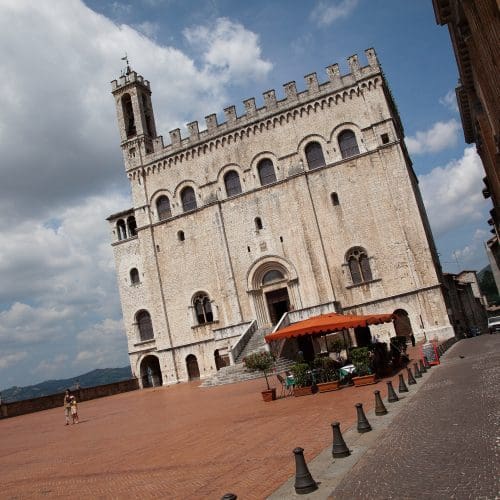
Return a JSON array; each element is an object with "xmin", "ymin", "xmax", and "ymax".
[{"xmin": 107, "ymin": 48, "xmax": 454, "ymax": 386}]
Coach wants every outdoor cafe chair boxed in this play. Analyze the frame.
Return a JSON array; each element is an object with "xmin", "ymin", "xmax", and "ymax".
[{"xmin": 276, "ymin": 373, "xmax": 294, "ymax": 397}]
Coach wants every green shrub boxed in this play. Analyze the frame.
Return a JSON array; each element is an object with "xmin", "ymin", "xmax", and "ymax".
[
  {"xmin": 244, "ymin": 351, "xmax": 275, "ymax": 390},
  {"xmin": 350, "ymin": 347, "xmax": 372, "ymax": 376},
  {"xmin": 327, "ymin": 337, "xmax": 347, "ymax": 354},
  {"xmin": 313, "ymin": 355, "xmax": 338, "ymax": 382},
  {"xmin": 290, "ymin": 362, "xmax": 311, "ymax": 388}
]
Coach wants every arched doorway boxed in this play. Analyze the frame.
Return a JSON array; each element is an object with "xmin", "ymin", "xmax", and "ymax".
[
  {"xmin": 247, "ymin": 258, "xmax": 300, "ymax": 327},
  {"xmin": 393, "ymin": 309, "xmax": 414, "ymax": 344},
  {"xmin": 140, "ymin": 355, "xmax": 162, "ymax": 388},
  {"xmin": 265, "ymin": 274, "xmax": 291, "ymax": 325},
  {"xmin": 261, "ymin": 269, "xmax": 290, "ymax": 324},
  {"xmin": 186, "ymin": 354, "xmax": 200, "ymax": 380},
  {"xmin": 214, "ymin": 350, "xmax": 228, "ymax": 371}
]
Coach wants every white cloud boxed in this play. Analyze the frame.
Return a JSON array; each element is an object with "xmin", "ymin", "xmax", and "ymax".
[
  {"xmin": 74, "ymin": 318, "xmax": 126, "ymax": 369},
  {"xmin": 419, "ymin": 147, "xmax": 488, "ymax": 236},
  {"xmin": 0, "ymin": 352, "xmax": 28, "ymax": 370},
  {"xmin": 452, "ymin": 229, "xmax": 490, "ymax": 270},
  {"xmin": 439, "ymin": 89, "xmax": 459, "ymax": 113},
  {"xmin": 183, "ymin": 18, "xmax": 272, "ymax": 84},
  {"xmin": 406, "ymin": 119, "xmax": 461, "ymax": 155},
  {"xmin": 310, "ymin": 0, "xmax": 359, "ymax": 27},
  {"xmin": 0, "ymin": 2, "xmax": 273, "ymax": 226},
  {"xmin": 33, "ymin": 354, "xmax": 70, "ymax": 377},
  {"xmin": 133, "ymin": 21, "xmax": 160, "ymax": 39}
]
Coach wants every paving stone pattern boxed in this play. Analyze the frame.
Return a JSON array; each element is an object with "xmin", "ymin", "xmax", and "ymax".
[
  {"xmin": 332, "ymin": 334, "xmax": 500, "ymax": 500},
  {"xmin": 0, "ymin": 345, "xmax": 423, "ymax": 499}
]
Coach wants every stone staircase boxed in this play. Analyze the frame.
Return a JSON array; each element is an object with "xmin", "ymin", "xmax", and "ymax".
[
  {"xmin": 200, "ymin": 326, "xmax": 294, "ymax": 387},
  {"xmin": 234, "ymin": 326, "xmax": 271, "ymax": 363}
]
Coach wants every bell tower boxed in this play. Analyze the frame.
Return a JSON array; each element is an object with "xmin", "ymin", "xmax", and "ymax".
[{"xmin": 111, "ymin": 63, "xmax": 158, "ymax": 170}]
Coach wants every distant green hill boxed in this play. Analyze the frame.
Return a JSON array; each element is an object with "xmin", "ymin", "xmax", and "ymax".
[{"xmin": 0, "ymin": 366, "xmax": 132, "ymax": 403}]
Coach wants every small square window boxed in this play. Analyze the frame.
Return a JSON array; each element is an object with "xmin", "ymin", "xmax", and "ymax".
[{"xmin": 381, "ymin": 133, "xmax": 389, "ymax": 144}]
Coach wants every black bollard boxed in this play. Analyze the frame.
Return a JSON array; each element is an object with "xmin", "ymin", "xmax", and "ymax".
[
  {"xmin": 419, "ymin": 359, "xmax": 427, "ymax": 373},
  {"xmin": 356, "ymin": 403, "xmax": 372, "ymax": 432},
  {"xmin": 221, "ymin": 494, "xmax": 237, "ymax": 500},
  {"xmin": 413, "ymin": 362, "xmax": 422, "ymax": 378},
  {"xmin": 331, "ymin": 422, "xmax": 350, "ymax": 458},
  {"xmin": 407, "ymin": 366, "xmax": 417, "ymax": 385},
  {"xmin": 386, "ymin": 381, "xmax": 399, "ymax": 403},
  {"xmin": 398, "ymin": 373, "xmax": 409, "ymax": 393},
  {"xmin": 293, "ymin": 447, "xmax": 318, "ymax": 495},
  {"xmin": 374, "ymin": 390, "xmax": 388, "ymax": 415}
]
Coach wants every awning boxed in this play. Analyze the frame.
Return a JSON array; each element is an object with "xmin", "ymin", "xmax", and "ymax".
[{"xmin": 264, "ymin": 312, "xmax": 394, "ymax": 342}]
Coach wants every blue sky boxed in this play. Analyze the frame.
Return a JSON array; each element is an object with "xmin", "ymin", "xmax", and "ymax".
[{"xmin": 0, "ymin": 0, "xmax": 491, "ymax": 389}]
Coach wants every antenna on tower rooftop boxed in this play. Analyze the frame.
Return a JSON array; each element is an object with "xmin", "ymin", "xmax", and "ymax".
[{"xmin": 121, "ymin": 53, "xmax": 131, "ymax": 75}]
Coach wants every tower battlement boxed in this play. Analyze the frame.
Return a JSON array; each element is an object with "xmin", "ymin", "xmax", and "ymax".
[
  {"xmin": 162, "ymin": 49, "xmax": 380, "ymax": 155},
  {"xmin": 111, "ymin": 49, "xmax": 381, "ymax": 160},
  {"xmin": 111, "ymin": 70, "xmax": 150, "ymax": 92}
]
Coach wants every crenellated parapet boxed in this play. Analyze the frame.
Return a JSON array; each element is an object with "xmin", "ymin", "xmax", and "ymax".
[
  {"xmin": 111, "ymin": 70, "xmax": 151, "ymax": 93},
  {"xmin": 117, "ymin": 48, "xmax": 384, "ymax": 173},
  {"xmin": 153, "ymin": 49, "xmax": 381, "ymax": 157}
]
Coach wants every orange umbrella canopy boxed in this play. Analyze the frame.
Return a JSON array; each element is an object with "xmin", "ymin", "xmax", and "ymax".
[{"xmin": 264, "ymin": 312, "xmax": 394, "ymax": 342}]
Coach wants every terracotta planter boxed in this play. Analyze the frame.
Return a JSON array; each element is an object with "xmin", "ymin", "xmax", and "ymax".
[
  {"xmin": 261, "ymin": 388, "xmax": 276, "ymax": 402},
  {"xmin": 352, "ymin": 374, "xmax": 377, "ymax": 386},
  {"xmin": 317, "ymin": 380, "xmax": 340, "ymax": 393},
  {"xmin": 293, "ymin": 386, "xmax": 313, "ymax": 397}
]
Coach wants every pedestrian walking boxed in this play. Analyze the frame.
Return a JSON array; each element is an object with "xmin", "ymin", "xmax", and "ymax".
[
  {"xmin": 70, "ymin": 395, "xmax": 79, "ymax": 424},
  {"xmin": 63, "ymin": 389, "xmax": 72, "ymax": 425}
]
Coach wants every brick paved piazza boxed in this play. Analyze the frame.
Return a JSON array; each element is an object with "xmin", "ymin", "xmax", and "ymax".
[{"xmin": 1, "ymin": 350, "xmax": 422, "ymax": 499}]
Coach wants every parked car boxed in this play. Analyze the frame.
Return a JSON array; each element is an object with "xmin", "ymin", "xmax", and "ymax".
[
  {"xmin": 487, "ymin": 316, "xmax": 500, "ymax": 334},
  {"xmin": 466, "ymin": 326, "xmax": 481, "ymax": 337}
]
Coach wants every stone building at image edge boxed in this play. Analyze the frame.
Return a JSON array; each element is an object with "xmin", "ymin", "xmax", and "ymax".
[{"xmin": 107, "ymin": 48, "xmax": 456, "ymax": 387}]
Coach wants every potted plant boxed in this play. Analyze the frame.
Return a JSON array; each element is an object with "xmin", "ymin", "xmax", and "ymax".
[
  {"xmin": 328, "ymin": 337, "xmax": 347, "ymax": 360},
  {"xmin": 314, "ymin": 355, "xmax": 340, "ymax": 392},
  {"xmin": 290, "ymin": 362, "xmax": 313, "ymax": 397},
  {"xmin": 244, "ymin": 351, "xmax": 276, "ymax": 402},
  {"xmin": 350, "ymin": 347, "xmax": 377, "ymax": 386}
]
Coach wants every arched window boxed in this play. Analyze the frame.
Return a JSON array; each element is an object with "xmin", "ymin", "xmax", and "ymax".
[
  {"xmin": 127, "ymin": 216, "xmax": 137, "ymax": 237},
  {"xmin": 258, "ymin": 159, "xmax": 277, "ymax": 186},
  {"xmin": 338, "ymin": 130, "xmax": 360, "ymax": 159},
  {"xmin": 156, "ymin": 195, "xmax": 171, "ymax": 220},
  {"xmin": 262, "ymin": 270, "xmax": 285, "ymax": 285},
  {"xmin": 121, "ymin": 94, "xmax": 136, "ymax": 138},
  {"xmin": 331, "ymin": 192, "xmax": 339, "ymax": 206},
  {"xmin": 130, "ymin": 268, "xmax": 140, "ymax": 285},
  {"xmin": 178, "ymin": 230, "xmax": 185, "ymax": 241},
  {"xmin": 181, "ymin": 187, "xmax": 197, "ymax": 212},
  {"xmin": 305, "ymin": 142, "xmax": 326, "ymax": 169},
  {"xmin": 116, "ymin": 219, "xmax": 127, "ymax": 241},
  {"xmin": 255, "ymin": 217, "xmax": 263, "ymax": 230},
  {"xmin": 346, "ymin": 247, "xmax": 372, "ymax": 285},
  {"xmin": 193, "ymin": 293, "xmax": 213, "ymax": 325},
  {"xmin": 141, "ymin": 93, "xmax": 154, "ymax": 137},
  {"xmin": 136, "ymin": 310, "xmax": 153, "ymax": 341},
  {"xmin": 224, "ymin": 170, "xmax": 242, "ymax": 197}
]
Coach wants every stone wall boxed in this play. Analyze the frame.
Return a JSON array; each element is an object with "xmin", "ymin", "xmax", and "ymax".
[{"xmin": 0, "ymin": 379, "xmax": 139, "ymax": 419}]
